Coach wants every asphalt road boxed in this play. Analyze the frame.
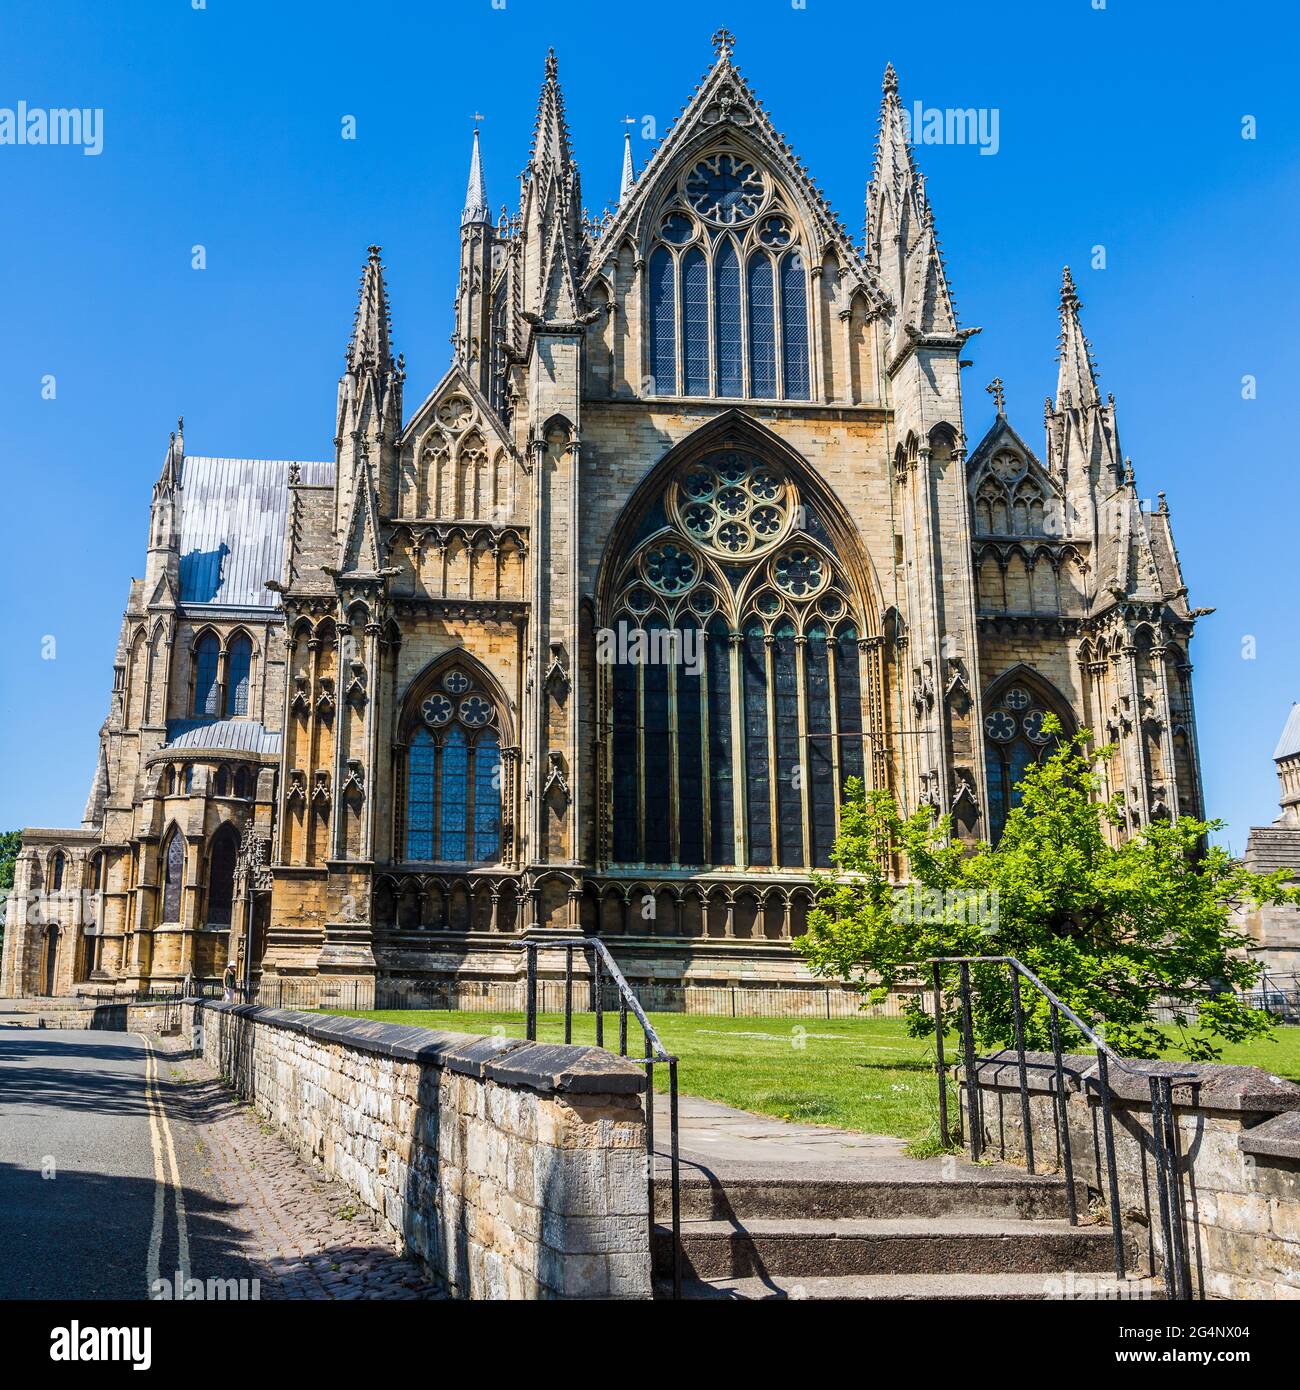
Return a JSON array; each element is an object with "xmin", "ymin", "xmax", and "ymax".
[{"xmin": 0, "ymin": 1030, "xmax": 253, "ymax": 1300}]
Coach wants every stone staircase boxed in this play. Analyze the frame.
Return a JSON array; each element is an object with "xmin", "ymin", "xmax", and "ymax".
[{"xmin": 651, "ymin": 1139, "xmax": 1157, "ymax": 1299}]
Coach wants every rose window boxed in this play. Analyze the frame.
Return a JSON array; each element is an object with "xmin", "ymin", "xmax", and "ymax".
[
  {"xmin": 684, "ymin": 154, "xmax": 765, "ymax": 225},
  {"xmin": 773, "ymin": 549, "xmax": 824, "ymax": 597},
  {"xmin": 984, "ymin": 710, "xmax": 1016, "ymax": 742},
  {"xmin": 668, "ymin": 449, "xmax": 792, "ymax": 559},
  {"xmin": 644, "ymin": 543, "xmax": 697, "ymax": 593},
  {"xmin": 1022, "ymin": 710, "xmax": 1051, "ymax": 744},
  {"xmin": 1003, "ymin": 686, "xmax": 1030, "ymax": 710},
  {"xmin": 443, "ymin": 670, "xmax": 472, "ymax": 695},
  {"xmin": 421, "ymin": 694, "xmax": 453, "ymax": 726},
  {"xmin": 459, "ymin": 695, "xmax": 492, "ymax": 727}
]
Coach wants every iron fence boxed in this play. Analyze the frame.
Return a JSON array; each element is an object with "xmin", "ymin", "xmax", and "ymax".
[{"xmin": 929, "ymin": 955, "xmax": 1196, "ymax": 1301}]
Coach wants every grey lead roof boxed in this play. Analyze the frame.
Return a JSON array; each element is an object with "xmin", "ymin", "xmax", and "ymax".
[
  {"xmin": 1275, "ymin": 703, "xmax": 1300, "ymax": 761},
  {"xmin": 178, "ymin": 456, "xmax": 334, "ymax": 607},
  {"xmin": 164, "ymin": 719, "xmax": 282, "ymax": 754}
]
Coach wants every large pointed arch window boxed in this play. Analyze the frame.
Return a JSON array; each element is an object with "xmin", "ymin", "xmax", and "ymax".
[
  {"xmin": 161, "ymin": 829, "xmax": 185, "ymax": 923},
  {"xmin": 207, "ymin": 824, "xmax": 238, "ymax": 926},
  {"xmin": 398, "ymin": 667, "xmax": 503, "ymax": 865},
  {"xmin": 226, "ymin": 635, "xmax": 253, "ymax": 715},
  {"xmin": 193, "ymin": 633, "xmax": 220, "ymax": 716},
  {"xmin": 982, "ymin": 677, "xmax": 1072, "ymax": 845},
  {"xmin": 644, "ymin": 156, "xmax": 811, "ymax": 402},
  {"xmin": 605, "ymin": 445, "xmax": 869, "ymax": 870}
]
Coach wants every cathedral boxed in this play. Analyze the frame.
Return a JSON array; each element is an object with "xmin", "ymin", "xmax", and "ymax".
[{"xmin": 1, "ymin": 35, "xmax": 1207, "ymax": 1004}]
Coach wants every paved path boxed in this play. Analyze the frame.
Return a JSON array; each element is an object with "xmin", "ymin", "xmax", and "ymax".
[{"xmin": 0, "ymin": 1028, "xmax": 440, "ymax": 1300}]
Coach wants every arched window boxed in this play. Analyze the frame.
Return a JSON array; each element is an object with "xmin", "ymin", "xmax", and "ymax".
[
  {"xmin": 233, "ymin": 767, "xmax": 252, "ymax": 800},
  {"xmin": 399, "ymin": 668, "xmax": 503, "ymax": 865},
  {"xmin": 605, "ymin": 446, "xmax": 867, "ymax": 870},
  {"xmin": 214, "ymin": 766, "xmax": 229, "ymax": 797},
  {"xmin": 161, "ymin": 830, "xmax": 185, "ymax": 923},
  {"xmin": 780, "ymin": 251, "xmax": 810, "ymax": 400},
  {"xmin": 645, "ymin": 159, "xmax": 810, "ymax": 402},
  {"xmin": 193, "ymin": 633, "xmax": 220, "ymax": 716},
  {"xmin": 649, "ymin": 246, "xmax": 676, "ymax": 395},
  {"xmin": 50, "ymin": 851, "xmax": 65, "ymax": 892},
  {"xmin": 681, "ymin": 247, "xmax": 709, "ymax": 395},
  {"xmin": 226, "ymin": 635, "xmax": 252, "ymax": 715},
  {"xmin": 714, "ymin": 240, "xmax": 742, "ymax": 397},
  {"xmin": 207, "ymin": 825, "xmax": 238, "ymax": 926},
  {"xmin": 747, "ymin": 254, "xmax": 777, "ymax": 398},
  {"xmin": 982, "ymin": 677, "xmax": 1072, "ymax": 845}
]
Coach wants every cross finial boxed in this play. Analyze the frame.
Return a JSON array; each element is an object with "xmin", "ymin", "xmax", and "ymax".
[
  {"xmin": 711, "ymin": 28, "xmax": 735, "ymax": 60},
  {"xmin": 472, "ymin": 112, "xmax": 484, "ymax": 131},
  {"xmin": 986, "ymin": 377, "xmax": 1006, "ymax": 416}
]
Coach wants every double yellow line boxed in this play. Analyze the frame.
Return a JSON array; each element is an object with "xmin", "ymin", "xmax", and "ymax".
[{"xmin": 140, "ymin": 1036, "xmax": 190, "ymax": 1298}]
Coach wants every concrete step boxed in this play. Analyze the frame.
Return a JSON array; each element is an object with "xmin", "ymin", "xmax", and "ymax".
[
  {"xmin": 654, "ymin": 1216, "xmax": 1121, "ymax": 1280},
  {"xmin": 655, "ymin": 1271, "xmax": 1164, "ymax": 1300},
  {"xmin": 656, "ymin": 1172, "xmax": 1084, "ymax": 1223}
]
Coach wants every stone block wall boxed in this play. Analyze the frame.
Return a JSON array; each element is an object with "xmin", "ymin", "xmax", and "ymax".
[
  {"xmin": 964, "ymin": 1051, "xmax": 1300, "ymax": 1299},
  {"xmin": 188, "ymin": 1001, "xmax": 651, "ymax": 1299}
]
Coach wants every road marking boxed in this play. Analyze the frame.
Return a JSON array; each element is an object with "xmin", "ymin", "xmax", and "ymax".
[{"xmin": 140, "ymin": 1037, "xmax": 190, "ymax": 1297}]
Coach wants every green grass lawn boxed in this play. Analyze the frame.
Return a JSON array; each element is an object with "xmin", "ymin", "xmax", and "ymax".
[{"xmin": 330, "ymin": 1007, "xmax": 1300, "ymax": 1142}]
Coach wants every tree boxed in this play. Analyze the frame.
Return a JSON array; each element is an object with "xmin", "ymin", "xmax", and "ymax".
[
  {"xmin": 0, "ymin": 829, "xmax": 20, "ymax": 957},
  {"xmin": 795, "ymin": 721, "xmax": 1297, "ymax": 1061}
]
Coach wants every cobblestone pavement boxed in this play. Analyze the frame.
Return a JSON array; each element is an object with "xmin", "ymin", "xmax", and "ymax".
[{"xmin": 155, "ymin": 1037, "xmax": 444, "ymax": 1300}]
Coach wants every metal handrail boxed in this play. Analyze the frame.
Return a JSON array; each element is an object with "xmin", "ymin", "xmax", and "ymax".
[
  {"xmin": 520, "ymin": 936, "xmax": 682, "ymax": 1300},
  {"xmin": 927, "ymin": 954, "xmax": 1197, "ymax": 1300}
]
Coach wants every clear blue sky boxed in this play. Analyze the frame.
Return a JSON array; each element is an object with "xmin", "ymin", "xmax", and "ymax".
[{"xmin": 1, "ymin": 0, "xmax": 1296, "ymax": 851}]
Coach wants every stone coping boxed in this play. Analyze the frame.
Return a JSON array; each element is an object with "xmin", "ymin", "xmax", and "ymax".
[
  {"xmin": 192, "ymin": 999, "xmax": 647, "ymax": 1097},
  {"xmin": 1239, "ymin": 1111, "xmax": 1300, "ymax": 1162},
  {"xmin": 968, "ymin": 1049, "xmax": 1300, "ymax": 1115}
]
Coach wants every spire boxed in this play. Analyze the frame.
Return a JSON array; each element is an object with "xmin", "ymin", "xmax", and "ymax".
[
  {"xmin": 347, "ymin": 245, "xmax": 394, "ymax": 376},
  {"xmin": 868, "ymin": 63, "xmax": 957, "ymax": 345},
  {"xmin": 1055, "ymin": 266, "xmax": 1100, "ymax": 411},
  {"xmin": 619, "ymin": 129, "xmax": 636, "ymax": 205},
  {"xmin": 462, "ymin": 127, "xmax": 490, "ymax": 226},
  {"xmin": 520, "ymin": 48, "xmax": 583, "ymax": 323},
  {"xmin": 154, "ymin": 415, "xmax": 183, "ymax": 498}
]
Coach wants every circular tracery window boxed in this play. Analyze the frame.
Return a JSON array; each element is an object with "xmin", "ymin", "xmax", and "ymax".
[
  {"xmin": 420, "ymin": 671, "xmax": 496, "ymax": 732},
  {"xmin": 684, "ymin": 155, "xmax": 765, "ymax": 225},
  {"xmin": 668, "ymin": 448, "xmax": 792, "ymax": 558}
]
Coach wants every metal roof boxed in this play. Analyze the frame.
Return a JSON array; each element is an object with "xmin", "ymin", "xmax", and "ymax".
[
  {"xmin": 1275, "ymin": 704, "xmax": 1300, "ymax": 761},
  {"xmin": 178, "ymin": 456, "xmax": 334, "ymax": 607},
  {"xmin": 164, "ymin": 719, "xmax": 283, "ymax": 754}
]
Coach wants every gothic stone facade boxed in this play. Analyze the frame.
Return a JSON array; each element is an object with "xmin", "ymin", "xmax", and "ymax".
[{"xmin": 1, "ymin": 42, "xmax": 1206, "ymax": 1003}]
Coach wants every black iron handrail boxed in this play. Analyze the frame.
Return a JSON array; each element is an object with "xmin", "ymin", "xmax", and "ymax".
[
  {"xmin": 520, "ymin": 936, "xmax": 682, "ymax": 1300},
  {"xmin": 928, "ymin": 955, "xmax": 1197, "ymax": 1300}
]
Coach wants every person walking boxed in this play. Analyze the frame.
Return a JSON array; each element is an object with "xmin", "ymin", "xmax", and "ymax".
[{"xmin": 222, "ymin": 959, "xmax": 238, "ymax": 1002}]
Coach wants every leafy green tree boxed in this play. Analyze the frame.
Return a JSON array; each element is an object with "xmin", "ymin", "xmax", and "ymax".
[
  {"xmin": 0, "ymin": 829, "xmax": 20, "ymax": 956},
  {"xmin": 795, "ymin": 721, "xmax": 1297, "ymax": 1061}
]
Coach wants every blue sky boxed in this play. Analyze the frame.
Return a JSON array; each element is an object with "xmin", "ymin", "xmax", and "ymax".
[{"xmin": 0, "ymin": 0, "xmax": 1296, "ymax": 850}]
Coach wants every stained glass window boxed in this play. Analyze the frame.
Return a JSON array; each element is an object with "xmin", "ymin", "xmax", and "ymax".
[
  {"xmin": 406, "ymin": 730, "xmax": 437, "ymax": 861},
  {"xmin": 983, "ymin": 683, "xmax": 1064, "ymax": 844},
  {"xmin": 643, "ymin": 619, "xmax": 672, "ymax": 864},
  {"xmin": 781, "ymin": 251, "xmax": 810, "ymax": 400},
  {"xmin": 227, "ymin": 635, "xmax": 252, "ymax": 716},
  {"xmin": 612, "ymin": 642, "xmax": 639, "ymax": 862},
  {"xmin": 438, "ymin": 726, "xmax": 469, "ymax": 862},
  {"xmin": 682, "ymin": 248, "xmax": 709, "ymax": 396},
  {"xmin": 742, "ymin": 620, "xmax": 773, "ymax": 866},
  {"xmin": 805, "ymin": 623, "xmax": 837, "ymax": 868},
  {"xmin": 193, "ymin": 633, "xmax": 220, "ymax": 717},
  {"xmin": 473, "ymin": 734, "xmax": 502, "ymax": 862},
  {"xmin": 747, "ymin": 255, "xmax": 777, "ymax": 399},
  {"xmin": 161, "ymin": 831, "xmax": 184, "ymax": 923},
  {"xmin": 835, "ymin": 626, "xmax": 865, "ymax": 793},
  {"xmin": 706, "ymin": 617, "xmax": 734, "ymax": 865},
  {"xmin": 715, "ymin": 239, "xmax": 742, "ymax": 397},
  {"xmin": 404, "ymin": 671, "xmax": 502, "ymax": 864},
  {"xmin": 649, "ymin": 247, "xmax": 676, "ymax": 395},
  {"xmin": 676, "ymin": 624, "xmax": 705, "ymax": 866},
  {"xmin": 208, "ymin": 826, "xmax": 237, "ymax": 926}
]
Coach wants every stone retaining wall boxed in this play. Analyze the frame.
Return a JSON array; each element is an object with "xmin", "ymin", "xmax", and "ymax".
[
  {"xmin": 188, "ymin": 1000, "xmax": 652, "ymax": 1299},
  {"xmin": 964, "ymin": 1052, "xmax": 1300, "ymax": 1299},
  {"xmin": 0, "ymin": 998, "xmax": 182, "ymax": 1033}
]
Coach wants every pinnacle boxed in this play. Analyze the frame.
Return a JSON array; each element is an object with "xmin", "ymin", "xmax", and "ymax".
[
  {"xmin": 882, "ymin": 62, "xmax": 899, "ymax": 96},
  {"xmin": 1060, "ymin": 264, "xmax": 1080, "ymax": 310}
]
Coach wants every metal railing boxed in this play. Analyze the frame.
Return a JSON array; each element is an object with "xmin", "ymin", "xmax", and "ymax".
[
  {"xmin": 520, "ymin": 936, "xmax": 682, "ymax": 1301},
  {"xmin": 929, "ymin": 956, "xmax": 1197, "ymax": 1300}
]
